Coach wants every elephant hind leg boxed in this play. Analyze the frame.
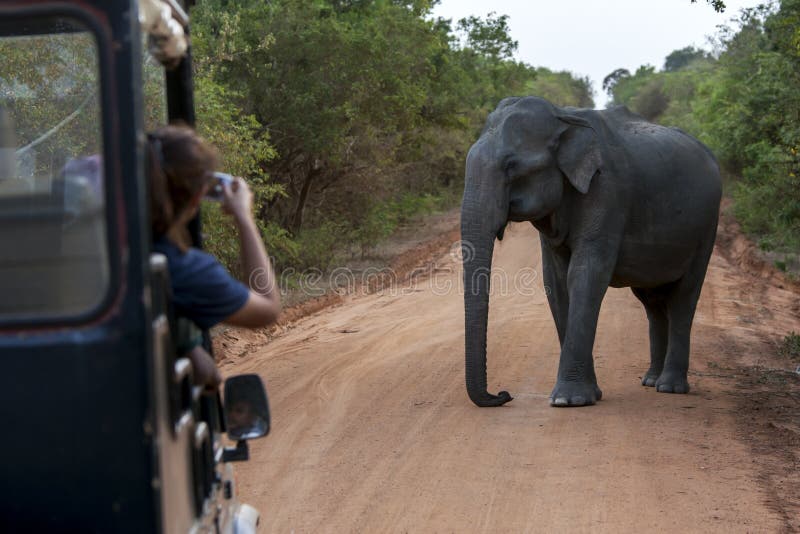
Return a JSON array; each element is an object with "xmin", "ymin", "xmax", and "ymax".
[
  {"xmin": 632, "ymin": 286, "xmax": 669, "ymax": 387},
  {"xmin": 656, "ymin": 238, "xmax": 716, "ymax": 394}
]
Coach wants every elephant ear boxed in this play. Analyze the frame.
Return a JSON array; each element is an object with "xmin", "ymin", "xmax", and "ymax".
[{"xmin": 555, "ymin": 114, "xmax": 602, "ymax": 194}]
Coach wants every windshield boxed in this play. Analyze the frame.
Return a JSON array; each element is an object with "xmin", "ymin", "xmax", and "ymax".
[{"xmin": 0, "ymin": 16, "xmax": 108, "ymax": 322}]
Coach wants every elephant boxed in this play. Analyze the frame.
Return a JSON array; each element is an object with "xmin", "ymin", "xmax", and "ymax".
[{"xmin": 461, "ymin": 96, "xmax": 721, "ymax": 408}]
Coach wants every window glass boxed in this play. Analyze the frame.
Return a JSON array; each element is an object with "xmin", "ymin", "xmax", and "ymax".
[
  {"xmin": 142, "ymin": 33, "xmax": 168, "ymax": 130},
  {"xmin": 0, "ymin": 17, "xmax": 108, "ymax": 321}
]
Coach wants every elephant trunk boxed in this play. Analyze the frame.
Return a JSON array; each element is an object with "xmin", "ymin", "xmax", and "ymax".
[{"xmin": 461, "ymin": 196, "xmax": 513, "ymax": 407}]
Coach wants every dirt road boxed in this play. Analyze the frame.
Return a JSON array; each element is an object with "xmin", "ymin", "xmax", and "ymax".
[{"xmin": 221, "ymin": 217, "xmax": 800, "ymax": 533}]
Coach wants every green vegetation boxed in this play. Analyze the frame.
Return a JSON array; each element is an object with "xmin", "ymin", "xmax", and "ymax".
[
  {"xmin": 605, "ymin": 0, "xmax": 800, "ymax": 255},
  {"xmin": 3, "ymin": 0, "xmax": 793, "ymax": 277},
  {"xmin": 189, "ymin": 0, "xmax": 594, "ymax": 273},
  {"xmin": 526, "ymin": 68, "xmax": 594, "ymax": 108},
  {"xmin": 0, "ymin": 1, "xmax": 593, "ymax": 276},
  {"xmin": 778, "ymin": 331, "xmax": 800, "ymax": 361},
  {"xmin": 0, "ymin": 31, "xmax": 102, "ymax": 175},
  {"xmin": 693, "ymin": 0, "xmax": 728, "ymax": 12}
]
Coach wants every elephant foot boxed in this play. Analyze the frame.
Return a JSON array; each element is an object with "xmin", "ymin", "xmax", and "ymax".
[
  {"xmin": 468, "ymin": 389, "xmax": 514, "ymax": 407},
  {"xmin": 549, "ymin": 381, "xmax": 602, "ymax": 407},
  {"xmin": 641, "ymin": 368, "xmax": 661, "ymax": 387},
  {"xmin": 655, "ymin": 372, "xmax": 690, "ymax": 394}
]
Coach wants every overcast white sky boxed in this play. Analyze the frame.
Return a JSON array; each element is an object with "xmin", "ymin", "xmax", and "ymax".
[{"xmin": 431, "ymin": 0, "xmax": 765, "ymax": 108}]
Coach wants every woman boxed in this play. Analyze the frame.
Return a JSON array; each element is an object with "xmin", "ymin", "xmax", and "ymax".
[{"xmin": 148, "ymin": 125, "xmax": 280, "ymax": 386}]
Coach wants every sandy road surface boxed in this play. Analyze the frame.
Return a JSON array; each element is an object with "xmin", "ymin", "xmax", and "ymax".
[{"xmin": 221, "ymin": 220, "xmax": 800, "ymax": 533}]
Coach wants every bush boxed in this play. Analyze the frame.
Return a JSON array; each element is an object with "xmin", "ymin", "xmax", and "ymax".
[
  {"xmin": 732, "ymin": 142, "xmax": 800, "ymax": 252},
  {"xmin": 291, "ymin": 222, "xmax": 347, "ymax": 272},
  {"xmin": 778, "ymin": 331, "xmax": 800, "ymax": 361},
  {"xmin": 631, "ymin": 78, "xmax": 669, "ymax": 121},
  {"xmin": 349, "ymin": 190, "xmax": 455, "ymax": 259}
]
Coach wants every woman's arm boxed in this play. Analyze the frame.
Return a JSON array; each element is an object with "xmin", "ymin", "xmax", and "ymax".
[{"xmin": 222, "ymin": 178, "xmax": 281, "ymax": 327}]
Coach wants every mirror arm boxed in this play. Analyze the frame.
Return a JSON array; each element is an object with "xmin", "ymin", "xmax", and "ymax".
[{"xmin": 222, "ymin": 440, "xmax": 249, "ymax": 463}]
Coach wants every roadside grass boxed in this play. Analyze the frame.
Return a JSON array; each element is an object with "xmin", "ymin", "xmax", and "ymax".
[{"xmin": 778, "ymin": 331, "xmax": 800, "ymax": 363}]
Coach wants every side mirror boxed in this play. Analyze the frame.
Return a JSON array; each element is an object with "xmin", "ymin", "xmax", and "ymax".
[{"xmin": 223, "ymin": 374, "xmax": 270, "ymax": 441}]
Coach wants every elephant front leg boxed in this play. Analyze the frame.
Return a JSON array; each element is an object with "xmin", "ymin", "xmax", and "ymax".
[
  {"xmin": 549, "ymin": 256, "xmax": 611, "ymax": 407},
  {"xmin": 540, "ymin": 241, "xmax": 569, "ymax": 345}
]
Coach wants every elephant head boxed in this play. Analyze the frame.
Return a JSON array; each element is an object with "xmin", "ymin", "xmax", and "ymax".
[{"xmin": 461, "ymin": 96, "xmax": 602, "ymax": 407}]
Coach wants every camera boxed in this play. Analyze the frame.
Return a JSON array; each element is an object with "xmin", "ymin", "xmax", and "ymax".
[{"xmin": 205, "ymin": 171, "xmax": 233, "ymax": 201}]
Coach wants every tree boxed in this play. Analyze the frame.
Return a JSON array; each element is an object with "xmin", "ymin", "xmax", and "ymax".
[
  {"xmin": 691, "ymin": 0, "xmax": 727, "ymax": 12},
  {"xmin": 527, "ymin": 68, "xmax": 594, "ymax": 108},
  {"xmin": 693, "ymin": 0, "xmax": 800, "ymax": 250},
  {"xmin": 188, "ymin": 0, "xmax": 610, "ymax": 270},
  {"xmin": 455, "ymin": 13, "xmax": 518, "ymax": 60},
  {"xmin": 664, "ymin": 46, "xmax": 709, "ymax": 71},
  {"xmin": 631, "ymin": 78, "xmax": 669, "ymax": 120},
  {"xmin": 0, "ymin": 31, "xmax": 101, "ymax": 175},
  {"xmin": 195, "ymin": 0, "xmax": 436, "ymax": 231},
  {"xmin": 602, "ymin": 68, "xmax": 630, "ymax": 95},
  {"xmin": 607, "ymin": 65, "xmax": 656, "ymax": 108}
]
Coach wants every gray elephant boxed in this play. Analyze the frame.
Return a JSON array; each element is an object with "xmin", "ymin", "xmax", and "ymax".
[{"xmin": 461, "ymin": 96, "xmax": 721, "ymax": 407}]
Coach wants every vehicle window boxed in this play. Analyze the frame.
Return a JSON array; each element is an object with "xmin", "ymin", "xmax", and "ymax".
[
  {"xmin": 0, "ymin": 17, "xmax": 108, "ymax": 321},
  {"xmin": 142, "ymin": 33, "xmax": 168, "ymax": 130}
]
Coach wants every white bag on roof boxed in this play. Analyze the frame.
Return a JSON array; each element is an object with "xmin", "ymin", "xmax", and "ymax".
[{"xmin": 139, "ymin": 0, "xmax": 188, "ymax": 68}]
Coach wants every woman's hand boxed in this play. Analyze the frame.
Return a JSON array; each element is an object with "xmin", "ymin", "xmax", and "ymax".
[
  {"xmin": 221, "ymin": 176, "xmax": 253, "ymax": 223},
  {"xmin": 186, "ymin": 346, "xmax": 222, "ymax": 390},
  {"xmin": 218, "ymin": 174, "xmax": 282, "ymax": 327}
]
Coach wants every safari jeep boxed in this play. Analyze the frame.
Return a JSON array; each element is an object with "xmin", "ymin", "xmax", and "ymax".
[{"xmin": 0, "ymin": 1, "xmax": 269, "ymax": 531}]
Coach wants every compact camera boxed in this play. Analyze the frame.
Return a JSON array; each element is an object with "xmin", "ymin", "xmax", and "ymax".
[{"xmin": 205, "ymin": 171, "xmax": 233, "ymax": 201}]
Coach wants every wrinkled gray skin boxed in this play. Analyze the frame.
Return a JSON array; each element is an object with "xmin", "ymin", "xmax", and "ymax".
[{"xmin": 462, "ymin": 96, "xmax": 721, "ymax": 407}]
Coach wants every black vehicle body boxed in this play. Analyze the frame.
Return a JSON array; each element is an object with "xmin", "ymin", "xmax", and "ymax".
[{"xmin": 0, "ymin": 1, "xmax": 266, "ymax": 531}]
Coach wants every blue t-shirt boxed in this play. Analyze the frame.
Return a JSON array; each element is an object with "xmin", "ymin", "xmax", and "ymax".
[{"xmin": 154, "ymin": 238, "xmax": 250, "ymax": 329}]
